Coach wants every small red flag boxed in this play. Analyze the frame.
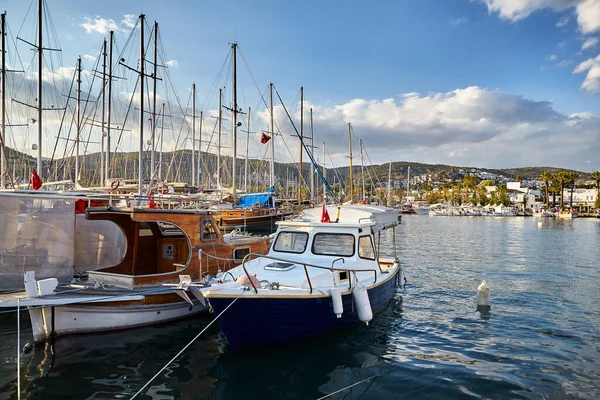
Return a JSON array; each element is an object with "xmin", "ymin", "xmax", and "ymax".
[
  {"xmin": 149, "ymin": 190, "xmax": 156, "ymax": 209},
  {"xmin": 30, "ymin": 169, "xmax": 43, "ymax": 190},
  {"xmin": 260, "ymin": 132, "xmax": 271, "ymax": 144},
  {"xmin": 321, "ymin": 203, "xmax": 331, "ymax": 223}
]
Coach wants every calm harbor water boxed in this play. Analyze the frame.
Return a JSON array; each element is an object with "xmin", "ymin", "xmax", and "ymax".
[{"xmin": 1, "ymin": 216, "xmax": 599, "ymax": 399}]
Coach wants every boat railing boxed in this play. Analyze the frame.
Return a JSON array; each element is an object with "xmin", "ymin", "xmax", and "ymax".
[
  {"xmin": 84, "ymin": 192, "xmax": 212, "ymax": 210},
  {"xmin": 240, "ymin": 252, "xmax": 378, "ymax": 294}
]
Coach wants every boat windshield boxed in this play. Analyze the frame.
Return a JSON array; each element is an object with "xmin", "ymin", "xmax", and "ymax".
[
  {"xmin": 312, "ymin": 233, "xmax": 355, "ymax": 257},
  {"xmin": 273, "ymin": 231, "xmax": 308, "ymax": 254}
]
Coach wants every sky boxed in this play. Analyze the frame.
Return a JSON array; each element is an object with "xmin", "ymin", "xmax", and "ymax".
[{"xmin": 1, "ymin": 0, "xmax": 600, "ymax": 173}]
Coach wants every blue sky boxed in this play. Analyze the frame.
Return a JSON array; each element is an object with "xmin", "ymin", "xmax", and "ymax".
[{"xmin": 2, "ymin": 0, "xmax": 600, "ymax": 173}]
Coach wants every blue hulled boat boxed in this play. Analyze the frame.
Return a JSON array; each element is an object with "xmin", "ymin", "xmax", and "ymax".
[{"xmin": 204, "ymin": 204, "xmax": 404, "ymax": 350}]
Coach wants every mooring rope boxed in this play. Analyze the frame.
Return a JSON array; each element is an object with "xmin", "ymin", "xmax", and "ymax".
[
  {"xmin": 130, "ymin": 293, "xmax": 244, "ymax": 399},
  {"xmin": 316, "ymin": 372, "xmax": 382, "ymax": 400}
]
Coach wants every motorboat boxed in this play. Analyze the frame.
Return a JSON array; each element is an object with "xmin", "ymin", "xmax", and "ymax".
[{"xmin": 203, "ymin": 204, "xmax": 404, "ymax": 350}]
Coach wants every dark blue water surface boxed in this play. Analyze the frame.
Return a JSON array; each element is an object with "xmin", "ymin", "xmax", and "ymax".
[{"xmin": 1, "ymin": 216, "xmax": 599, "ymax": 399}]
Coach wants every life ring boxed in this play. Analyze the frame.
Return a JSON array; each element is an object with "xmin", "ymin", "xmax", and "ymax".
[
  {"xmin": 110, "ymin": 180, "xmax": 120, "ymax": 190},
  {"xmin": 157, "ymin": 184, "xmax": 168, "ymax": 194}
]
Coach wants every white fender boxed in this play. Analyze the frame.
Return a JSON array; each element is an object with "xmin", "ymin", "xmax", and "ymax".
[
  {"xmin": 352, "ymin": 282, "xmax": 372, "ymax": 325},
  {"xmin": 331, "ymin": 286, "xmax": 343, "ymax": 318},
  {"xmin": 477, "ymin": 280, "xmax": 491, "ymax": 308}
]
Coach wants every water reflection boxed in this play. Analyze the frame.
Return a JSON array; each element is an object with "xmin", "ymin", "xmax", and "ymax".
[{"xmin": 0, "ymin": 216, "xmax": 599, "ymax": 399}]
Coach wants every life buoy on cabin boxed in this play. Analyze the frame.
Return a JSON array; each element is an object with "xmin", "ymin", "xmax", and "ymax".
[
  {"xmin": 157, "ymin": 184, "xmax": 168, "ymax": 194},
  {"xmin": 110, "ymin": 180, "xmax": 120, "ymax": 190}
]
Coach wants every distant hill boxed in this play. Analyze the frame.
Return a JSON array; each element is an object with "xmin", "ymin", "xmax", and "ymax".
[{"xmin": 1, "ymin": 146, "xmax": 592, "ymax": 188}]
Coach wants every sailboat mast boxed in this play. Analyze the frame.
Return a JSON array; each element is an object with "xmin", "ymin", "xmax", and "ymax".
[
  {"xmin": 217, "ymin": 88, "xmax": 222, "ymax": 188},
  {"xmin": 191, "ymin": 82, "xmax": 195, "ymax": 187},
  {"xmin": 406, "ymin": 165, "xmax": 410, "ymax": 201},
  {"xmin": 322, "ymin": 141, "xmax": 326, "ymax": 202},
  {"xmin": 244, "ymin": 107, "xmax": 250, "ymax": 192},
  {"xmin": 105, "ymin": 30, "xmax": 113, "ymax": 181},
  {"xmin": 360, "ymin": 139, "xmax": 365, "ymax": 201},
  {"xmin": 387, "ymin": 161, "xmax": 392, "ymax": 206},
  {"xmin": 298, "ymin": 86, "xmax": 303, "ymax": 201},
  {"xmin": 75, "ymin": 56, "xmax": 81, "ymax": 187},
  {"xmin": 198, "ymin": 110, "xmax": 202, "ymax": 188},
  {"xmin": 231, "ymin": 42, "xmax": 238, "ymax": 202},
  {"xmin": 138, "ymin": 14, "xmax": 145, "ymax": 196},
  {"xmin": 36, "ymin": 0, "xmax": 43, "ymax": 176},
  {"xmin": 309, "ymin": 108, "xmax": 314, "ymax": 201},
  {"xmin": 100, "ymin": 38, "xmax": 106, "ymax": 186},
  {"xmin": 151, "ymin": 21, "xmax": 158, "ymax": 188},
  {"xmin": 348, "ymin": 122, "xmax": 352, "ymax": 203},
  {"xmin": 269, "ymin": 82, "xmax": 274, "ymax": 187},
  {"xmin": 159, "ymin": 102, "xmax": 164, "ymax": 181},
  {"xmin": 1, "ymin": 12, "xmax": 6, "ymax": 189}
]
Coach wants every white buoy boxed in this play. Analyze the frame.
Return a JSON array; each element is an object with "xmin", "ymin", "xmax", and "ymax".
[
  {"xmin": 477, "ymin": 280, "xmax": 491, "ymax": 309},
  {"xmin": 331, "ymin": 286, "xmax": 343, "ymax": 318},
  {"xmin": 352, "ymin": 282, "xmax": 373, "ymax": 325},
  {"xmin": 398, "ymin": 267, "xmax": 405, "ymax": 288}
]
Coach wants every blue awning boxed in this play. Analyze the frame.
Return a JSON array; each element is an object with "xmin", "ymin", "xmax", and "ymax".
[{"xmin": 236, "ymin": 186, "xmax": 275, "ymax": 207}]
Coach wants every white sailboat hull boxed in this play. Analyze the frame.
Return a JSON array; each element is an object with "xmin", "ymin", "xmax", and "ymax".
[{"xmin": 29, "ymin": 299, "xmax": 207, "ymax": 343}]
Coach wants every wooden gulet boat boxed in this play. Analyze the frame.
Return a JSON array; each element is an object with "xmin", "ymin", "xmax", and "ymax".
[
  {"xmin": 0, "ymin": 207, "xmax": 270, "ymax": 342},
  {"xmin": 204, "ymin": 204, "xmax": 404, "ymax": 350}
]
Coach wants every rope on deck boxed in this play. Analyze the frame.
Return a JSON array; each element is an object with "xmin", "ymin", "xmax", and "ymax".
[{"xmin": 130, "ymin": 293, "xmax": 244, "ymax": 399}]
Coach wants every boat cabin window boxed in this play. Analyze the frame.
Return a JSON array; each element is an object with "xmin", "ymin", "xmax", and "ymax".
[
  {"xmin": 200, "ymin": 217, "xmax": 219, "ymax": 241},
  {"xmin": 358, "ymin": 235, "xmax": 376, "ymax": 260},
  {"xmin": 273, "ymin": 231, "xmax": 308, "ymax": 254},
  {"xmin": 312, "ymin": 233, "xmax": 355, "ymax": 257}
]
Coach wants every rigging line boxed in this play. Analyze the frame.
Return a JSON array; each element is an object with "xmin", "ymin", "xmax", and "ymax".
[
  {"xmin": 274, "ymin": 86, "xmax": 336, "ymax": 202},
  {"xmin": 111, "ymin": 75, "xmax": 139, "ymax": 163},
  {"xmin": 130, "ymin": 294, "xmax": 245, "ymax": 399},
  {"xmin": 16, "ymin": 0, "xmax": 35, "ymax": 38}
]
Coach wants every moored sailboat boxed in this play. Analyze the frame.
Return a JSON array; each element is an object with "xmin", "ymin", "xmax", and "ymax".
[{"xmin": 0, "ymin": 207, "xmax": 270, "ymax": 342}]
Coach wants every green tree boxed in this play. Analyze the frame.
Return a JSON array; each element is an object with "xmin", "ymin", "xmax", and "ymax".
[
  {"xmin": 566, "ymin": 171, "xmax": 579, "ymax": 207},
  {"xmin": 539, "ymin": 171, "xmax": 552, "ymax": 208},
  {"xmin": 553, "ymin": 169, "xmax": 569, "ymax": 208},
  {"xmin": 591, "ymin": 170, "xmax": 600, "ymax": 209}
]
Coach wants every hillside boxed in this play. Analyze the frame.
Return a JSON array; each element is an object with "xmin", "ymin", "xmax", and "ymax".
[{"xmin": 0, "ymin": 146, "xmax": 592, "ymax": 188}]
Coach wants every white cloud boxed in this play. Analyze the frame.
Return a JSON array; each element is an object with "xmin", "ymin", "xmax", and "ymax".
[
  {"xmin": 165, "ymin": 60, "xmax": 179, "ymax": 68},
  {"xmin": 573, "ymin": 54, "xmax": 600, "ymax": 91},
  {"xmin": 556, "ymin": 59, "xmax": 573, "ymax": 67},
  {"xmin": 451, "ymin": 17, "xmax": 468, "ymax": 26},
  {"xmin": 80, "ymin": 16, "xmax": 120, "ymax": 35},
  {"xmin": 122, "ymin": 15, "xmax": 137, "ymax": 29},
  {"xmin": 581, "ymin": 36, "xmax": 600, "ymax": 50},
  {"xmin": 83, "ymin": 54, "xmax": 96, "ymax": 61},
  {"xmin": 549, "ymin": 54, "xmax": 558, "ymax": 60},
  {"xmin": 557, "ymin": 14, "xmax": 571, "ymax": 27},
  {"xmin": 256, "ymin": 87, "xmax": 600, "ymax": 170},
  {"xmin": 481, "ymin": 0, "xmax": 580, "ymax": 21},
  {"xmin": 576, "ymin": 0, "xmax": 600, "ymax": 33},
  {"xmin": 80, "ymin": 14, "xmax": 137, "ymax": 35},
  {"xmin": 482, "ymin": 0, "xmax": 600, "ymax": 33}
]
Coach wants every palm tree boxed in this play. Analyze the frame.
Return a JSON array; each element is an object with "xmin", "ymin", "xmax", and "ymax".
[
  {"xmin": 592, "ymin": 170, "xmax": 600, "ymax": 210},
  {"xmin": 553, "ymin": 169, "xmax": 568, "ymax": 208},
  {"xmin": 539, "ymin": 171, "xmax": 552, "ymax": 208},
  {"xmin": 566, "ymin": 171, "xmax": 579, "ymax": 207}
]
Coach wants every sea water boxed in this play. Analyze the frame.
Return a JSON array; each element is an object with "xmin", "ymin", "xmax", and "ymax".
[{"xmin": 0, "ymin": 216, "xmax": 599, "ymax": 399}]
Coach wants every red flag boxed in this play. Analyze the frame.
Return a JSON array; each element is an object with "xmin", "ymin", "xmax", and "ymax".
[
  {"xmin": 321, "ymin": 203, "xmax": 331, "ymax": 223},
  {"xmin": 260, "ymin": 132, "xmax": 271, "ymax": 144},
  {"xmin": 149, "ymin": 190, "xmax": 156, "ymax": 209},
  {"xmin": 30, "ymin": 169, "xmax": 43, "ymax": 190}
]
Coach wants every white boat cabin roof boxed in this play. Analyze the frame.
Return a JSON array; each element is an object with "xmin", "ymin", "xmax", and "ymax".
[{"xmin": 279, "ymin": 204, "xmax": 400, "ymax": 230}]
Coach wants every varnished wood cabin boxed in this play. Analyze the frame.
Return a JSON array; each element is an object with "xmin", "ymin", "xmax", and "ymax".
[{"xmin": 85, "ymin": 207, "xmax": 271, "ymax": 288}]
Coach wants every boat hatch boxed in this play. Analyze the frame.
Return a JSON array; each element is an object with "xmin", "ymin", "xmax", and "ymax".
[{"xmin": 264, "ymin": 262, "xmax": 295, "ymax": 271}]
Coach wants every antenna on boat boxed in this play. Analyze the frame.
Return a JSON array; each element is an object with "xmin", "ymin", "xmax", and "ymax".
[
  {"xmin": 269, "ymin": 83, "xmax": 274, "ymax": 187},
  {"xmin": 298, "ymin": 86, "xmax": 303, "ymax": 202}
]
